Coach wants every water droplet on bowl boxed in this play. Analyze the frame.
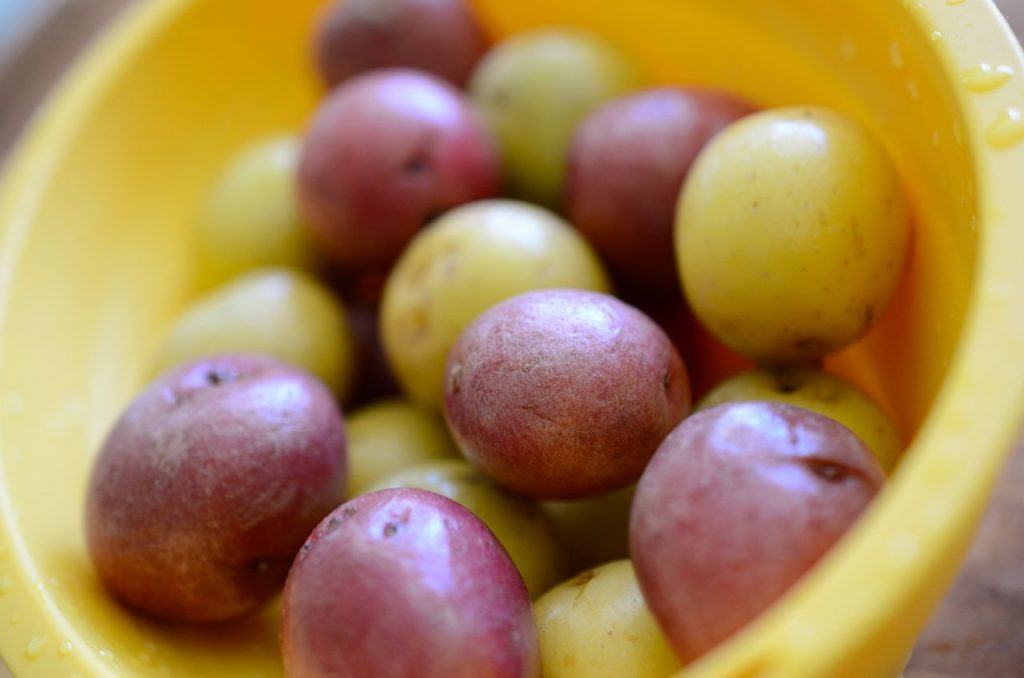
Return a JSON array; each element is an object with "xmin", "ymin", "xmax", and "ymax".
[
  {"xmin": 907, "ymin": 79, "xmax": 920, "ymax": 100},
  {"xmin": 986, "ymin": 108, "xmax": 1024, "ymax": 148},
  {"xmin": 930, "ymin": 30, "xmax": 943, "ymax": 41},
  {"xmin": 889, "ymin": 41, "xmax": 904, "ymax": 68},
  {"xmin": 961, "ymin": 63, "xmax": 1014, "ymax": 92},
  {"xmin": 25, "ymin": 636, "xmax": 48, "ymax": 660},
  {"xmin": 931, "ymin": 130, "xmax": 941, "ymax": 146},
  {"xmin": 0, "ymin": 577, "xmax": 12, "ymax": 595},
  {"xmin": 59, "ymin": 639, "xmax": 74, "ymax": 657},
  {"xmin": 839, "ymin": 36, "xmax": 858, "ymax": 62},
  {"xmin": 99, "ymin": 649, "xmax": 114, "ymax": 660}
]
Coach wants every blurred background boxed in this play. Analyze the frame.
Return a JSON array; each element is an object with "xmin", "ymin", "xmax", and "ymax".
[{"xmin": 0, "ymin": 1, "xmax": 1023, "ymax": 676}]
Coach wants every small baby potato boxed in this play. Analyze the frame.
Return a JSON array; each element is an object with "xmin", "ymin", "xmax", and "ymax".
[
  {"xmin": 298, "ymin": 69, "xmax": 501, "ymax": 269},
  {"xmin": 195, "ymin": 136, "xmax": 316, "ymax": 290},
  {"xmin": 676, "ymin": 107, "xmax": 911, "ymax": 363},
  {"xmin": 380, "ymin": 200, "xmax": 610, "ymax": 409},
  {"xmin": 444, "ymin": 289, "xmax": 690, "ymax": 499},
  {"xmin": 469, "ymin": 28, "xmax": 643, "ymax": 207},
  {"xmin": 699, "ymin": 366, "xmax": 903, "ymax": 472},
  {"xmin": 630, "ymin": 401, "xmax": 885, "ymax": 663},
  {"xmin": 153, "ymin": 267, "xmax": 355, "ymax": 400},
  {"xmin": 86, "ymin": 355, "xmax": 347, "ymax": 623},
  {"xmin": 346, "ymin": 399, "xmax": 459, "ymax": 496},
  {"xmin": 314, "ymin": 0, "xmax": 489, "ymax": 89},
  {"xmin": 368, "ymin": 459, "xmax": 569, "ymax": 597},
  {"xmin": 565, "ymin": 87, "xmax": 753, "ymax": 287},
  {"xmin": 281, "ymin": 488, "xmax": 540, "ymax": 678},
  {"xmin": 534, "ymin": 560, "xmax": 680, "ymax": 678}
]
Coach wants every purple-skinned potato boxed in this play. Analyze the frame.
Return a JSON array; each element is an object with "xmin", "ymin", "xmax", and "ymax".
[
  {"xmin": 85, "ymin": 354, "xmax": 347, "ymax": 623},
  {"xmin": 314, "ymin": 0, "xmax": 489, "ymax": 89},
  {"xmin": 444, "ymin": 289, "xmax": 690, "ymax": 499},
  {"xmin": 630, "ymin": 401, "xmax": 885, "ymax": 662},
  {"xmin": 281, "ymin": 488, "xmax": 539, "ymax": 678}
]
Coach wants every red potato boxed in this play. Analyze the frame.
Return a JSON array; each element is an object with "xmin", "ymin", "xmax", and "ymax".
[
  {"xmin": 629, "ymin": 401, "xmax": 885, "ymax": 663},
  {"xmin": 565, "ymin": 88, "xmax": 754, "ymax": 287},
  {"xmin": 85, "ymin": 355, "xmax": 347, "ymax": 623},
  {"xmin": 314, "ymin": 0, "xmax": 489, "ymax": 89},
  {"xmin": 281, "ymin": 488, "xmax": 539, "ymax": 678},
  {"xmin": 444, "ymin": 289, "xmax": 690, "ymax": 499},
  {"xmin": 298, "ymin": 69, "xmax": 501, "ymax": 269}
]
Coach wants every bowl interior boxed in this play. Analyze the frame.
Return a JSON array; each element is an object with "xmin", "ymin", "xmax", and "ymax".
[{"xmin": 0, "ymin": 0, "xmax": 990, "ymax": 676}]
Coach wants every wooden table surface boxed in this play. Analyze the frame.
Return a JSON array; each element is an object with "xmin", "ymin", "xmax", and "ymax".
[{"xmin": 1, "ymin": 2, "xmax": 1023, "ymax": 677}]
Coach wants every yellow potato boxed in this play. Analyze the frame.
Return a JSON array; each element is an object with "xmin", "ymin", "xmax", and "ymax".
[
  {"xmin": 196, "ymin": 136, "xmax": 317, "ymax": 290},
  {"xmin": 153, "ymin": 268, "xmax": 355, "ymax": 398},
  {"xmin": 697, "ymin": 366, "xmax": 902, "ymax": 472},
  {"xmin": 469, "ymin": 29, "xmax": 643, "ymax": 207},
  {"xmin": 367, "ymin": 459, "xmax": 569, "ymax": 598},
  {"xmin": 534, "ymin": 560, "xmax": 680, "ymax": 678},
  {"xmin": 380, "ymin": 199, "xmax": 610, "ymax": 408},
  {"xmin": 542, "ymin": 484, "xmax": 635, "ymax": 571},
  {"xmin": 676, "ymin": 107, "xmax": 911, "ymax": 363},
  {"xmin": 345, "ymin": 399, "xmax": 459, "ymax": 495}
]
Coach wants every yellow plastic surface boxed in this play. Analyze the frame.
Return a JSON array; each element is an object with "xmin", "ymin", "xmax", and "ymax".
[{"xmin": 0, "ymin": 0, "xmax": 1022, "ymax": 676}]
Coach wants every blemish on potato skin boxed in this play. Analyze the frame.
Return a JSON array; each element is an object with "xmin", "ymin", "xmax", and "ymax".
[
  {"xmin": 448, "ymin": 363, "xmax": 462, "ymax": 394},
  {"xmin": 774, "ymin": 371, "xmax": 802, "ymax": 395},
  {"xmin": 402, "ymin": 145, "xmax": 433, "ymax": 176},
  {"xmin": 795, "ymin": 337, "xmax": 826, "ymax": 356},
  {"xmin": 572, "ymin": 569, "xmax": 597, "ymax": 588},
  {"xmin": 382, "ymin": 522, "xmax": 400, "ymax": 538},
  {"xmin": 804, "ymin": 458, "xmax": 854, "ymax": 483}
]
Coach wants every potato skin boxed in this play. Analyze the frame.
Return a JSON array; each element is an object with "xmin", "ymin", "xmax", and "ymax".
[
  {"xmin": 534, "ymin": 560, "xmax": 679, "ymax": 678},
  {"xmin": 565, "ymin": 87, "xmax": 753, "ymax": 287},
  {"xmin": 444, "ymin": 289, "xmax": 690, "ymax": 499},
  {"xmin": 281, "ymin": 488, "xmax": 540, "ymax": 678},
  {"xmin": 367, "ymin": 459, "xmax": 569, "ymax": 597},
  {"xmin": 346, "ymin": 400, "xmax": 459, "ymax": 496},
  {"xmin": 676, "ymin": 107, "xmax": 911, "ymax": 362},
  {"xmin": 298, "ymin": 69, "xmax": 501, "ymax": 269},
  {"xmin": 313, "ymin": 0, "xmax": 489, "ymax": 89},
  {"xmin": 469, "ymin": 28, "xmax": 643, "ymax": 207},
  {"xmin": 195, "ymin": 136, "xmax": 316, "ymax": 291},
  {"xmin": 153, "ymin": 267, "xmax": 356, "ymax": 400},
  {"xmin": 85, "ymin": 355, "xmax": 347, "ymax": 623},
  {"xmin": 629, "ymin": 401, "xmax": 885, "ymax": 663}
]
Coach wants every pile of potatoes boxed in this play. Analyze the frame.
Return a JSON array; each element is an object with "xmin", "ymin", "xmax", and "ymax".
[{"xmin": 84, "ymin": 0, "xmax": 912, "ymax": 676}]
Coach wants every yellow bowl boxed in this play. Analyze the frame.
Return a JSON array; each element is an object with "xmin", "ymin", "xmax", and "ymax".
[{"xmin": 2, "ymin": 0, "xmax": 1024, "ymax": 676}]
